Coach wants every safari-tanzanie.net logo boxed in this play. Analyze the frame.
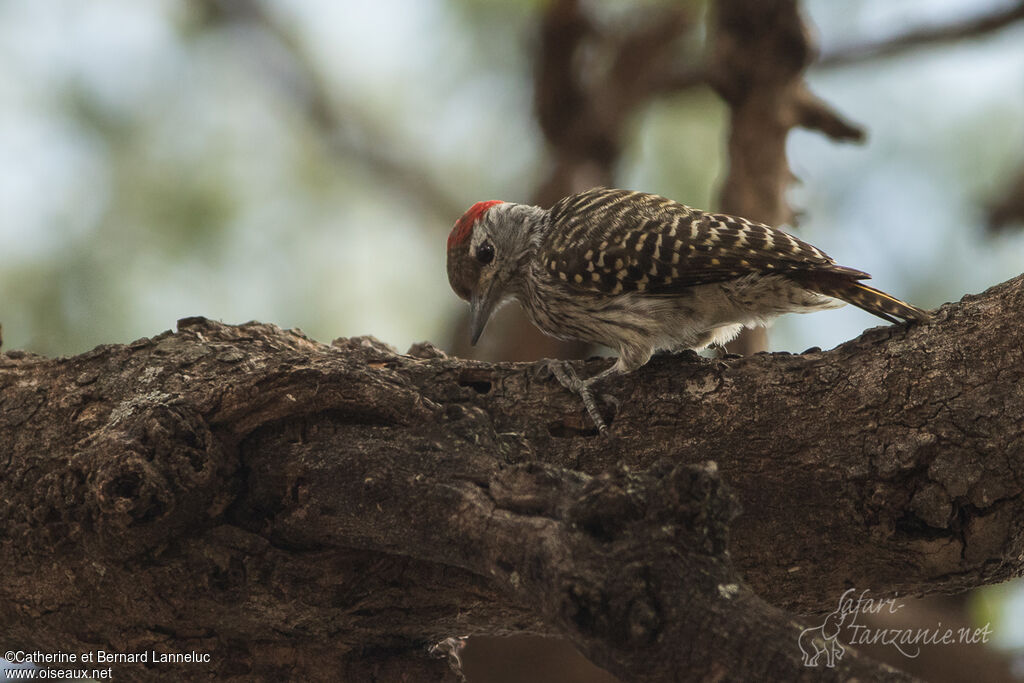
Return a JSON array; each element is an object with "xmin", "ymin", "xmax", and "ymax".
[{"xmin": 798, "ymin": 589, "xmax": 993, "ymax": 668}]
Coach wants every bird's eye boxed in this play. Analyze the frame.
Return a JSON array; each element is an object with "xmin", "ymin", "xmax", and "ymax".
[{"xmin": 476, "ymin": 242, "xmax": 495, "ymax": 265}]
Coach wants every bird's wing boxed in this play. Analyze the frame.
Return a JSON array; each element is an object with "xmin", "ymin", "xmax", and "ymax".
[{"xmin": 541, "ymin": 188, "xmax": 866, "ymax": 295}]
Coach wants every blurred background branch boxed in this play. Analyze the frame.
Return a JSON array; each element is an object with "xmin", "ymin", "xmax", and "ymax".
[
  {"xmin": 989, "ymin": 165, "xmax": 1024, "ymax": 233},
  {"xmin": 709, "ymin": 0, "xmax": 865, "ymax": 353},
  {"xmin": 193, "ymin": 0, "xmax": 465, "ymax": 221},
  {"xmin": 818, "ymin": 0, "xmax": 1024, "ymax": 68}
]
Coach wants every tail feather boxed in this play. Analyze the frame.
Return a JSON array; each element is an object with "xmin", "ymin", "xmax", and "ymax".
[{"xmin": 809, "ymin": 277, "xmax": 931, "ymax": 324}]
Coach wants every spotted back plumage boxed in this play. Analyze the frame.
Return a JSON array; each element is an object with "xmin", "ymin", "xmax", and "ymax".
[{"xmin": 541, "ymin": 187, "xmax": 865, "ymax": 296}]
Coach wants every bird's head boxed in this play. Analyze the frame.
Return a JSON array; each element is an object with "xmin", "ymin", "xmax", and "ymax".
[{"xmin": 447, "ymin": 199, "xmax": 538, "ymax": 345}]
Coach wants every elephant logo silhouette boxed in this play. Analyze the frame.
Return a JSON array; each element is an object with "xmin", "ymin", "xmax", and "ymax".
[{"xmin": 798, "ymin": 606, "xmax": 848, "ymax": 668}]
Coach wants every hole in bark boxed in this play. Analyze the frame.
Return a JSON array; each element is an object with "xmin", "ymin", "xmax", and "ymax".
[
  {"xmin": 459, "ymin": 380, "xmax": 492, "ymax": 394},
  {"xmin": 894, "ymin": 512, "xmax": 953, "ymax": 540},
  {"xmin": 458, "ymin": 371, "xmax": 493, "ymax": 394},
  {"xmin": 290, "ymin": 477, "xmax": 307, "ymax": 503},
  {"xmin": 548, "ymin": 421, "xmax": 600, "ymax": 438},
  {"xmin": 577, "ymin": 516, "xmax": 618, "ymax": 542},
  {"xmin": 112, "ymin": 474, "xmax": 141, "ymax": 499}
]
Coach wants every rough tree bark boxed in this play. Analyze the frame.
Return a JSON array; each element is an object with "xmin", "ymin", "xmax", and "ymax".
[{"xmin": 3, "ymin": 273, "xmax": 1023, "ymax": 681}]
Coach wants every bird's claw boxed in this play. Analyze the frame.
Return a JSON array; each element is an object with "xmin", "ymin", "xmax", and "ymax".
[
  {"xmin": 543, "ymin": 359, "xmax": 582, "ymax": 391},
  {"xmin": 540, "ymin": 360, "xmax": 611, "ymax": 436}
]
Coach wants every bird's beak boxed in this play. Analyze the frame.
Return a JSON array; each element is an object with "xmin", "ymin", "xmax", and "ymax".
[{"xmin": 469, "ymin": 288, "xmax": 497, "ymax": 346}]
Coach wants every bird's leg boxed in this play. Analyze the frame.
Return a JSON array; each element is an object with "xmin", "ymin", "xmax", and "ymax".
[
  {"xmin": 546, "ymin": 361, "xmax": 608, "ymax": 434},
  {"xmin": 544, "ymin": 360, "xmax": 625, "ymax": 435}
]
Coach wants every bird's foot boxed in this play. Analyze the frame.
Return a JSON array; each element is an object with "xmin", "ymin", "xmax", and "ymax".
[{"xmin": 541, "ymin": 360, "xmax": 611, "ymax": 436}]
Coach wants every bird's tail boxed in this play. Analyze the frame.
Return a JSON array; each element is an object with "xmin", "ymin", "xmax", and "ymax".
[{"xmin": 799, "ymin": 270, "xmax": 931, "ymax": 324}]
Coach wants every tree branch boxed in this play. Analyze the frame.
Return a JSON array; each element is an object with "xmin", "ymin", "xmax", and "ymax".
[
  {"xmin": 3, "ymin": 274, "xmax": 1023, "ymax": 679},
  {"xmin": 709, "ymin": 0, "xmax": 865, "ymax": 355},
  {"xmin": 818, "ymin": 0, "xmax": 1024, "ymax": 69},
  {"xmin": 194, "ymin": 0, "xmax": 465, "ymax": 222},
  {"xmin": 989, "ymin": 165, "xmax": 1024, "ymax": 233}
]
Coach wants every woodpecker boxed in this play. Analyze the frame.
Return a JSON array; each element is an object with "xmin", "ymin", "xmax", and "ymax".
[{"xmin": 447, "ymin": 187, "xmax": 930, "ymax": 432}]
